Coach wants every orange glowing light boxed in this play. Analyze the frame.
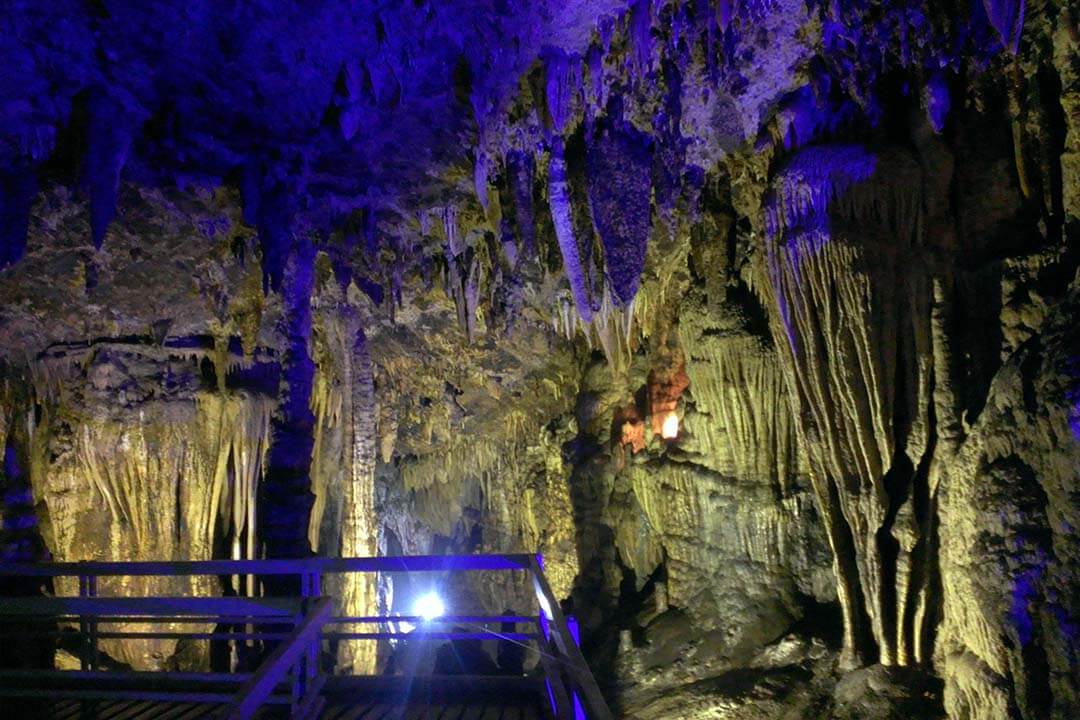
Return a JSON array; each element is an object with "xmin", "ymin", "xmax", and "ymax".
[{"xmin": 660, "ymin": 412, "xmax": 679, "ymax": 439}]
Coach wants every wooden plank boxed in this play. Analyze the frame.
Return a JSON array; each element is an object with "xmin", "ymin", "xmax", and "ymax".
[
  {"xmin": 480, "ymin": 706, "xmax": 503, "ymax": 720},
  {"xmin": 400, "ymin": 704, "xmax": 427, "ymax": 720},
  {"xmin": 128, "ymin": 703, "xmax": 185, "ymax": 720},
  {"xmin": 333, "ymin": 704, "xmax": 369, "ymax": 720},
  {"xmin": 109, "ymin": 700, "xmax": 158, "ymax": 720},
  {"xmin": 357, "ymin": 703, "xmax": 393, "ymax": 720},
  {"xmin": 318, "ymin": 703, "xmax": 345, "ymax": 720},
  {"xmin": 51, "ymin": 699, "xmax": 84, "ymax": 720},
  {"xmin": 332, "ymin": 701, "xmax": 377, "ymax": 720},
  {"xmin": 460, "ymin": 706, "xmax": 485, "ymax": 720},
  {"xmin": 171, "ymin": 703, "xmax": 218, "ymax": 720},
  {"xmin": 150, "ymin": 703, "xmax": 205, "ymax": 720},
  {"xmin": 96, "ymin": 699, "xmax": 137, "ymax": 719},
  {"xmin": 438, "ymin": 705, "xmax": 465, "ymax": 720},
  {"xmin": 324, "ymin": 674, "xmax": 541, "ymax": 702}
]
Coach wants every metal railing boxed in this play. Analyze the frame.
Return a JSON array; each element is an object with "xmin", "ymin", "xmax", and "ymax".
[{"xmin": 0, "ymin": 554, "xmax": 612, "ymax": 719}]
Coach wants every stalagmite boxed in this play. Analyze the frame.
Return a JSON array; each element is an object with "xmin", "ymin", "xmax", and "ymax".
[{"xmin": 337, "ymin": 319, "xmax": 379, "ymax": 674}]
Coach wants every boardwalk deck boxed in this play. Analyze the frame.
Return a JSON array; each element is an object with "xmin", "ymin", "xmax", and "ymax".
[
  {"xmin": 25, "ymin": 695, "xmax": 545, "ymax": 720},
  {"xmin": 0, "ymin": 555, "xmax": 609, "ymax": 719}
]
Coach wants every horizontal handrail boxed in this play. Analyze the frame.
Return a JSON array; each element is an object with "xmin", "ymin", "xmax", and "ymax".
[
  {"xmin": 0, "ymin": 688, "xmax": 237, "ymax": 703},
  {"xmin": 328, "ymin": 614, "xmax": 537, "ymax": 625},
  {"xmin": 0, "ymin": 595, "xmax": 305, "ymax": 617},
  {"xmin": 0, "ymin": 669, "xmax": 249, "ymax": 683},
  {"xmin": 327, "ymin": 631, "xmax": 537, "ymax": 641},
  {"xmin": 0, "ymin": 553, "xmax": 534, "ymax": 577},
  {"xmin": 0, "ymin": 615, "xmax": 292, "ymax": 624}
]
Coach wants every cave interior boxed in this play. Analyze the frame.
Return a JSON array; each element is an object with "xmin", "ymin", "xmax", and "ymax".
[{"xmin": 1, "ymin": 0, "xmax": 1079, "ymax": 718}]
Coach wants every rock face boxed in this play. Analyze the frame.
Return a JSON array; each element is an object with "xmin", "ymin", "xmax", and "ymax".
[
  {"xmin": 938, "ymin": 287, "xmax": 1080, "ymax": 720},
  {"xmin": 1, "ymin": 1, "xmax": 1079, "ymax": 718},
  {"xmin": 32, "ymin": 346, "xmax": 274, "ymax": 669}
]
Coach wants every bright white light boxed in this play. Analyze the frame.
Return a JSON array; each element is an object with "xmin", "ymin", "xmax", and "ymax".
[
  {"xmin": 412, "ymin": 591, "xmax": 445, "ymax": 621},
  {"xmin": 661, "ymin": 411, "xmax": 679, "ymax": 439}
]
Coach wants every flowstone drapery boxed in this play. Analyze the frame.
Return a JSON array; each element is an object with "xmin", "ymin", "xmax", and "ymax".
[{"xmin": 756, "ymin": 144, "xmax": 935, "ymax": 668}]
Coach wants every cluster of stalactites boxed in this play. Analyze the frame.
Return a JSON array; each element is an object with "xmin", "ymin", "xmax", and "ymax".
[
  {"xmin": 538, "ymin": 24, "xmax": 656, "ymax": 361},
  {"xmin": 452, "ymin": 28, "xmax": 664, "ymax": 364},
  {"xmin": 763, "ymin": 144, "xmax": 923, "ymax": 243}
]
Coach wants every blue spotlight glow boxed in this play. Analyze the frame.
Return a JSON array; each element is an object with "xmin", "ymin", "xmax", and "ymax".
[{"xmin": 413, "ymin": 591, "xmax": 445, "ymax": 621}]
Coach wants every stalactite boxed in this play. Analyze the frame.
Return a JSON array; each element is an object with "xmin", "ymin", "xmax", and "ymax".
[
  {"xmin": 507, "ymin": 151, "xmax": 537, "ymax": 261},
  {"xmin": 544, "ymin": 49, "xmax": 581, "ymax": 136},
  {"xmin": 308, "ymin": 357, "xmax": 344, "ymax": 553},
  {"xmin": 629, "ymin": 0, "xmax": 653, "ymax": 80},
  {"xmin": 474, "ymin": 149, "xmax": 491, "ymax": 215},
  {"xmin": 588, "ymin": 282, "xmax": 636, "ymax": 369},
  {"xmin": 438, "ymin": 206, "xmax": 484, "ymax": 342},
  {"xmin": 676, "ymin": 332, "xmax": 803, "ymax": 488},
  {"xmin": 0, "ymin": 166, "xmax": 36, "ymax": 267},
  {"xmin": 586, "ymin": 118, "xmax": 653, "ymax": 308},
  {"xmin": 548, "ymin": 137, "xmax": 593, "ymax": 324},
  {"xmin": 1, "ymin": 406, "xmax": 45, "ymax": 566},
  {"xmin": 255, "ymin": 182, "xmax": 296, "ymax": 293},
  {"xmin": 34, "ymin": 351, "xmax": 272, "ymax": 668},
  {"xmin": 983, "ymin": 0, "xmax": 1026, "ymax": 55},
  {"xmin": 83, "ymin": 93, "xmax": 134, "ymax": 251}
]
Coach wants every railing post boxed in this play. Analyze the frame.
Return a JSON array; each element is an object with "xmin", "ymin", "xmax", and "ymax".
[
  {"xmin": 537, "ymin": 611, "xmax": 572, "ymax": 718},
  {"xmin": 224, "ymin": 597, "xmax": 332, "ymax": 720},
  {"xmin": 308, "ymin": 572, "xmax": 321, "ymax": 680},
  {"xmin": 77, "ymin": 571, "xmax": 99, "ymax": 671},
  {"xmin": 293, "ymin": 602, "xmax": 306, "ymax": 710},
  {"xmin": 528, "ymin": 555, "xmax": 614, "ymax": 720},
  {"xmin": 87, "ymin": 575, "xmax": 99, "ymax": 670}
]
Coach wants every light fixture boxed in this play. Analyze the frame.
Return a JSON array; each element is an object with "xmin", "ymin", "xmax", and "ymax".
[
  {"xmin": 661, "ymin": 411, "xmax": 679, "ymax": 439},
  {"xmin": 412, "ymin": 591, "xmax": 446, "ymax": 621}
]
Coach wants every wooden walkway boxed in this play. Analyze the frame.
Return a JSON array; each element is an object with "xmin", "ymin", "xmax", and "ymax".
[
  {"xmin": 0, "ymin": 555, "xmax": 608, "ymax": 719},
  {"xmin": 13, "ymin": 674, "xmax": 549, "ymax": 719},
  {"xmin": 24, "ymin": 696, "xmax": 545, "ymax": 719}
]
